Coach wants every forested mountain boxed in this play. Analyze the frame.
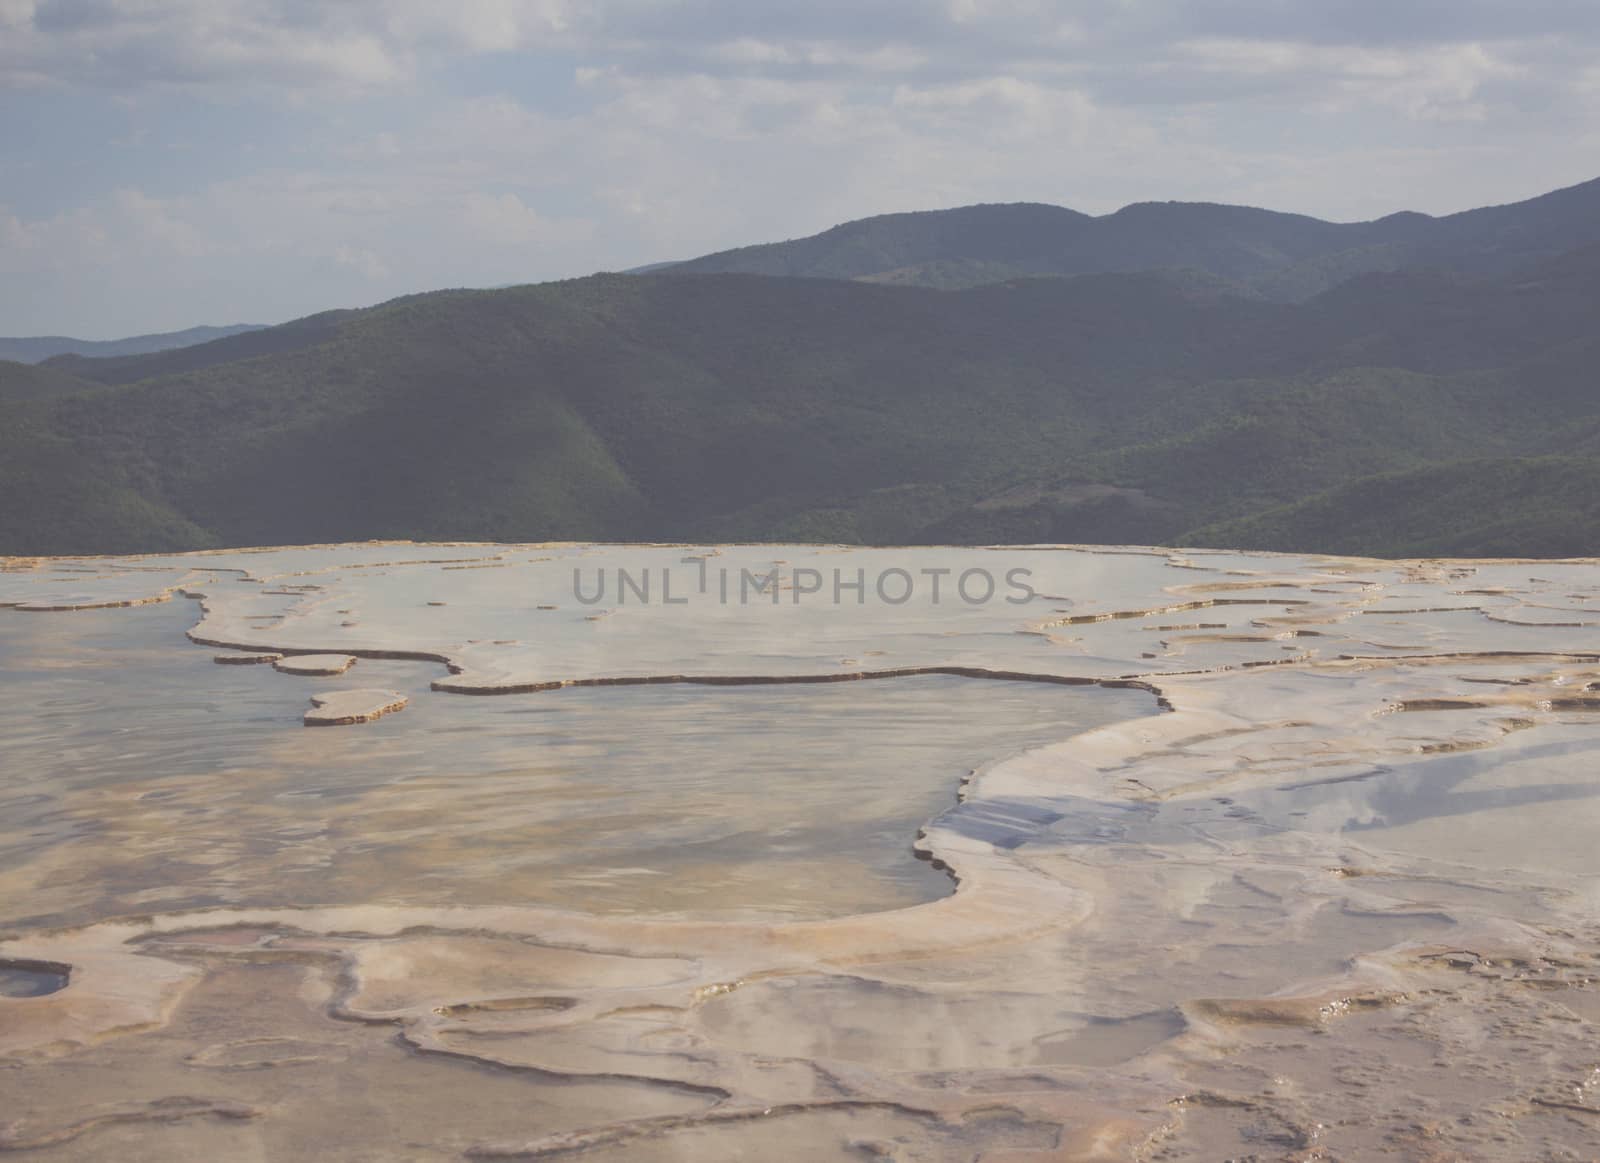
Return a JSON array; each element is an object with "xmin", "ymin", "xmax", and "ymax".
[
  {"xmin": 0, "ymin": 324, "xmax": 265, "ymax": 365},
  {"xmin": 666, "ymin": 177, "xmax": 1600, "ymax": 300},
  {"xmin": 3, "ymin": 225, "xmax": 1598, "ymax": 557}
]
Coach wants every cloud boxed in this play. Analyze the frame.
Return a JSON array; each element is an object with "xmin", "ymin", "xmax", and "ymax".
[
  {"xmin": 1169, "ymin": 37, "xmax": 1523, "ymax": 121},
  {"xmin": 461, "ymin": 191, "xmax": 585, "ymax": 246},
  {"xmin": 2, "ymin": 1, "xmax": 1592, "ymax": 134},
  {"xmin": 2, "ymin": 1, "xmax": 1599, "ymax": 334},
  {"xmin": 0, "ymin": 187, "xmax": 214, "ymax": 272},
  {"xmin": 0, "ymin": 1, "xmax": 1588, "ymax": 96},
  {"xmin": 333, "ymin": 243, "xmax": 389, "ymax": 279},
  {"xmin": 2, "ymin": 1, "xmax": 406, "ymax": 91}
]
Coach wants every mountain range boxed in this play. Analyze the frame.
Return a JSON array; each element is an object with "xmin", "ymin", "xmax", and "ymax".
[
  {"xmin": 0, "ymin": 324, "xmax": 265, "ymax": 366},
  {"xmin": 2, "ymin": 178, "xmax": 1598, "ymax": 558},
  {"xmin": 666, "ymin": 177, "xmax": 1600, "ymax": 299}
]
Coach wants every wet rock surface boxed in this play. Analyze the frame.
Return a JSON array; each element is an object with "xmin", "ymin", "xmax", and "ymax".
[
  {"xmin": 302, "ymin": 688, "xmax": 408, "ymax": 726},
  {"xmin": 272, "ymin": 653, "xmax": 358, "ymax": 676},
  {"xmin": 1, "ymin": 542, "xmax": 1598, "ymax": 1159},
  {"xmin": 0, "ymin": 960, "xmax": 69, "ymax": 998}
]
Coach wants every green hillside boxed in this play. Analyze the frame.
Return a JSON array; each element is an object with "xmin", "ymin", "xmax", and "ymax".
[
  {"xmin": 667, "ymin": 178, "xmax": 1600, "ymax": 300},
  {"xmin": 0, "ymin": 360, "xmax": 104, "ymax": 403},
  {"xmin": 1, "ymin": 243, "xmax": 1598, "ymax": 558},
  {"xmin": 0, "ymin": 324, "xmax": 264, "ymax": 365},
  {"xmin": 1191, "ymin": 458, "xmax": 1600, "ymax": 558}
]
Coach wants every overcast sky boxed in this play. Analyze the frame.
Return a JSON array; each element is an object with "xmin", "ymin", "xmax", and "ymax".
[{"xmin": 3, "ymin": 0, "xmax": 1598, "ymax": 336}]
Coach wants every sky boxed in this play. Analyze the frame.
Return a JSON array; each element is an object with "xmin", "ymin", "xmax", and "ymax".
[{"xmin": 3, "ymin": 1, "xmax": 1598, "ymax": 337}]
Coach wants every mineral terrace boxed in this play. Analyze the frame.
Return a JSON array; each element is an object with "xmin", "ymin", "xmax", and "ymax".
[{"xmin": 1, "ymin": 542, "xmax": 1598, "ymax": 1160}]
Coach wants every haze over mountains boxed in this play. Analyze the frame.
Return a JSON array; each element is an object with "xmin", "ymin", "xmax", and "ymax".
[
  {"xmin": 0, "ymin": 324, "xmax": 265, "ymax": 366},
  {"xmin": 3, "ymin": 178, "xmax": 1599, "ymax": 558}
]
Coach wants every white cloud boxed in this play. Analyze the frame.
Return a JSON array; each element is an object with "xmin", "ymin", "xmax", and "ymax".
[
  {"xmin": 461, "ymin": 191, "xmax": 583, "ymax": 246},
  {"xmin": 1174, "ymin": 37, "xmax": 1521, "ymax": 122},
  {"xmin": 333, "ymin": 243, "xmax": 389, "ymax": 279},
  {"xmin": 1, "ymin": 1, "xmax": 404, "ymax": 91},
  {"xmin": 379, "ymin": 0, "xmax": 576, "ymax": 55},
  {"xmin": 109, "ymin": 188, "xmax": 215, "ymax": 256},
  {"xmin": 2, "ymin": 0, "xmax": 1598, "ymax": 334},
  {"xmin": 0, "ymin": 0, "xmax": 35, "ymax": 29},
  {"xmin": 0, "ymin": 189, "xmax": 212, "ymax": 273}
]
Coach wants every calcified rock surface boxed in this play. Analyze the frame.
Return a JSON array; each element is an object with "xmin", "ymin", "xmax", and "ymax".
[
  {"xmin": 272, "ymin": 653, "xmax": 358, "ymax": 676},
  {"xmin": 302, "ymin": 688, "xmax": 408, "ymax": 727},
  {"xmin": 1, "ymin": 542, "xmax": 1599, "ymax": 1160},
  {"xmin": 213, "ymin": 651, "xmax": 282, "ymax": 665}
]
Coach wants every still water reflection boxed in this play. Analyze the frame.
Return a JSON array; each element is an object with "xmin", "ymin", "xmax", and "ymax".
[{"xmin": 0, "ymin": 601, "xmax": 1151, "ymax": 926}]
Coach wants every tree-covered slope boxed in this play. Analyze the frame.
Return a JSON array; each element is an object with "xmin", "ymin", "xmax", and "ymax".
[
  {"xmin": 0, "ymin": 394, "xmax": 219, "ymax": 555},
  {"xmin": 0, "ymin": 324, "xmax": 264, "ymax": 365},
  {"xmin": 1189, "ymin": 458, "xmax": 1600, "ymax": 558},
  {"xmin": 2, "ymin": 244, "xmax": 1598, "ymax": 557},
  {"xmin": 666, "ymin": 177, "xmax": 1600, "ymax": 300},
  {"xmin": 0, "ymin": 360, "xmax": 103, "ymax": 403}
]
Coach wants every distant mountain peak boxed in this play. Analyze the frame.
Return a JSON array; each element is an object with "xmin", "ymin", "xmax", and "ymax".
[
  {"xmin": 660, "ymin": 177, "xmax": 1600, "ymax": 300},
  {"xmin": 0, "ymin": 323, "xmax": 267, "ymax": 365}
]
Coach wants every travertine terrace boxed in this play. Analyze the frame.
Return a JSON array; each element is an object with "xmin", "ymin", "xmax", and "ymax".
[
  {"xmin": 301, "ymin": 688, "xmax": 409, "ymax": 727},
  {"xmin": 1, "ymin": 542, "xmax": 1598, "ymax": 1160}
]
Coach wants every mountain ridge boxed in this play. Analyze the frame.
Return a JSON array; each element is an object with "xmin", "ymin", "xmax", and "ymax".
[
  {"xmin": 3, "ymin": 230, "xmax": 1597, "ymax": 558},
  {"xmin": 664, "ymin": 177, "xmax": 1600, "ymax": 299},
  {"xmin": 0, "ymin": 323, "xmax": 268, "ymax": 365}
]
